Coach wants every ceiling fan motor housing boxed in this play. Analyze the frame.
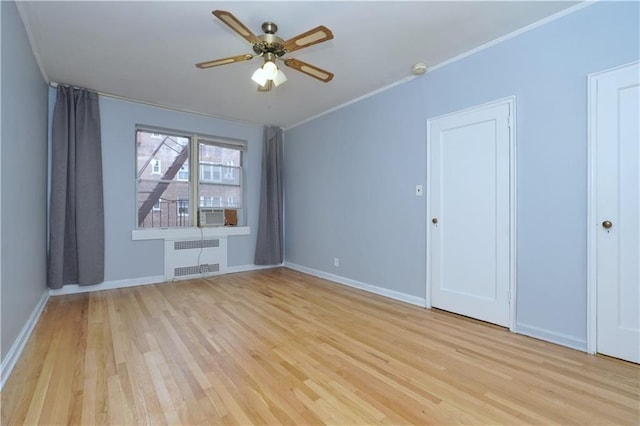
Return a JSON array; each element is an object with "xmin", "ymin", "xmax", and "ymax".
[{"xmin": 254, "ymin": 30, "xmax": 286, "ymax": 57}]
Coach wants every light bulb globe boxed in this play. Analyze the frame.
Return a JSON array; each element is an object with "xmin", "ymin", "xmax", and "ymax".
[
  {"xmin": 262, "ymin": 61, "xmax": 278, "ymax": 80},
  {"xmin": 251, "ymin": 68, "xmax": 268, "ymax": 86},
  {"xmin": 273, "ymin": 69, "xmax": 288, "ymax": 87}
]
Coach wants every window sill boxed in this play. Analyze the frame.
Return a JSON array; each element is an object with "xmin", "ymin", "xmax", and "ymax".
[{"xmin": 132, "ymin": 226, "xmax": 250, "ymax": 241}]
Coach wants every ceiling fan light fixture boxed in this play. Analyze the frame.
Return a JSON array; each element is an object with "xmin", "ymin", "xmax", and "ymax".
[
  {"xmin": 251, "ymin": 68, "xmax": 268, "ymax": 86},
  {"xmin": 262, "ymin": 60, "xmax": 278, "ymax": 80},
  {"xmin": 253, "ymin": 55, "xmax": 286, "ymax": 89},
  {"xmin": 273, "ymin": 69, "xmax": 287, "ymax": 87}
]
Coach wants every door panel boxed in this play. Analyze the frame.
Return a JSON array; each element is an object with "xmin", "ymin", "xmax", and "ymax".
[
  {"xmin": 428, "ymin": 100, "xmax": 512, "ymax": 327},
  {"xmin": 594, "ymin": 62, "xmax": 639, "ymax": 363}
]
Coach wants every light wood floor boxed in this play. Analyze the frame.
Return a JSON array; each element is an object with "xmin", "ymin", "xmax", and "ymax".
[{"xmin": 2, "ymin": 268, "xmax": 638, "ymax": 425}]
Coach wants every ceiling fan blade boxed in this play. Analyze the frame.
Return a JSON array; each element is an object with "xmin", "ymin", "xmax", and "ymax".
[
  {"xmin": 196, "ymin": 54, "xmax": 253, "ymax": 69},
  {"xmin": 212, "ymin": 10, "xmax": 261, "ymax": 45},
  {"xmin": 282, "ymin": 25, "xmax": 334, "ymax": 53},
  {"xmin": 283, "ymin": 58, "xmax": 334, "ymax": 82}
]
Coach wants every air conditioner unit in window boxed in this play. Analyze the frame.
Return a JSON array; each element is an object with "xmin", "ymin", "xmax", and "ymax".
[{"xmin": 198, "ymin": 208, "xmax": 225, "ymax": 227}]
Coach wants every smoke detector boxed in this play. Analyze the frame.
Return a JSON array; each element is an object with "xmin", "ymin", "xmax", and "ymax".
[{"xmin": 411, "ymin": 63, "xmax": 427, "ymax": 75}]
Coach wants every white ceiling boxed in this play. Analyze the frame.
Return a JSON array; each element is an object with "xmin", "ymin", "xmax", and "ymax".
[{"xmin": 18, "ymin": 1, "xmax": 581, "ymax": 128}]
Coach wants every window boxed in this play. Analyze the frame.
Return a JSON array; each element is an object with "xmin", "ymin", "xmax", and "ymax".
[
  {"xmin": 177, "ymin": 197, "xmax": 189, "ymax": 217},
  {"xmin": 200, "ymin": 164, "xmax": 222, "ymax": 182},
  {"xmin": 224, "ymin": 160, "xmax": 235, "ymax": 180},
  {"xmin": 136, "ymin": 128, "xmax": 245, "ymax": 228},
  {"xmin": 199, "ymin": 196, "xmax": 223, "ymax": 208},
  {"xmin": 151, "ymin": 159, "xmax": 161, "ymax": 175},
  {"xmin": 177, "ymin": 164, "xmax": 189, "ymax": 181}
]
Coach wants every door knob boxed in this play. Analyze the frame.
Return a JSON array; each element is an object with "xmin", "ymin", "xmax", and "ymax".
[
  {"xmin": 602, "ymin": 220, "xmax": 613, "ymax": 229},
  {"xmin": 432, "ymin": 217, "xmax": 438, "ymax": 224}
]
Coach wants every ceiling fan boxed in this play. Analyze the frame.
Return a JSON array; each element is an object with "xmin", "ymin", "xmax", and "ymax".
[{"xmin": 196, "ymin": 10, "xmax": 334, "ymax": 91}]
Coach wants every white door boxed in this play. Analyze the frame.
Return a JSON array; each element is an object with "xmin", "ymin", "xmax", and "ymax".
[
  {"xmin": 427, "ymin": 99, "xmax": 513, "ymax": 327},
  {"xmin": 591, "ymin": 62, "xmax": 639, "ymax": 363}
]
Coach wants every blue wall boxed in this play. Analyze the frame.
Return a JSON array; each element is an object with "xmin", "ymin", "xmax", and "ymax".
[
  {"xmin": 48, "ymin": 90, "xmax": 264, "ymax": 282},
  {"xmin": 283, "ymin": 2, "xmax": 639, "ymax": 349},
  {"xmin": 1, "ymin": 1, "xmax": 49, "ymax": 361}
]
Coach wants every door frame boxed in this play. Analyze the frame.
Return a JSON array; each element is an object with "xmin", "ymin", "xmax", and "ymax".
[
  {"xmin": 586, "ymin": 60, "xmax": 639, "ymax": 355},
  {"xmin": 425, "ymin": 96, "xmax": 517, "ymax": 331}
]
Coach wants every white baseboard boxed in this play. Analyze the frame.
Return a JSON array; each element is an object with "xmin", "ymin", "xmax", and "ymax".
[
  {"xmin": 227, "ymin": 263, "xmax": 284, "ymax": 274},
  {"xmin": 1, "ymin": 290, "xmax": 50, "ymax": 391},
  {"xmin": 48, "ymin": 265, "xmax": 284, "ymax": 296},
  {"xmin": 284, "ymin": 262, "xmax": 426, "ymax": 307},
  {"xmin": 48, "ymin": 275, "xmax": 165, "ymax": 296},
  {"xmin": 515, "ymin": 322, "xmax": 587, "ymax": 352}
]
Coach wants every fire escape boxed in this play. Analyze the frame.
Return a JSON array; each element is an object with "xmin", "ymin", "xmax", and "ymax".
[{"xmin": 137, "ymin": 136, "xmax": 189, "ymax": 226}]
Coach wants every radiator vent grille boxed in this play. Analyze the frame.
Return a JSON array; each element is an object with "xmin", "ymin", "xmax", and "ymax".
[
  {"xmin": 165, "ymin": 237, "xmax": 226, "ymax": 281},
  {"xmin": 174, "ymin": 263, "xmax": 220, "ymax": 277},
  {"xmin": 174, "ymin": 239, "xmax": 220, "ymax": 250}
]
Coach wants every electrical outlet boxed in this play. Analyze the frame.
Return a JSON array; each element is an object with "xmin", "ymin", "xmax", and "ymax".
[
  {"xmin": 334, "ymin": 257, "xmax": 339, "ymax": 267},
  {"xmin": 416, "ymin": 185, "xmax": 423, "ymax": 196}
]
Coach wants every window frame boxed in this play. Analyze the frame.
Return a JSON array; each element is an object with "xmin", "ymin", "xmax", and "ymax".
[{"xmin": 135, "ymin": 126, "xmax": 246, "ymax": 229}]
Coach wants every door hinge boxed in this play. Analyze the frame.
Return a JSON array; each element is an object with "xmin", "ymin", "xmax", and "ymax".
[
  {"xmin": 507, "ymin": 290, "xmax": 512, "ymax": 303},
  {"xmin": 507, "ymin": 115, "xmax": 513, "ymax": 128}
]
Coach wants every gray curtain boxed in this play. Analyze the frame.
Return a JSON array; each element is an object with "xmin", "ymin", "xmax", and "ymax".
[
  {"xmin": 254, "ymin": 126, "xmax": 284, "ymax": 265},
  {"xmin": 48, "ymin": 86, "xmax": 104, "ymax": 289}
]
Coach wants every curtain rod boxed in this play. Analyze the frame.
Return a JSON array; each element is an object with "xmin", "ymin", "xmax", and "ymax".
[{"xmin": 48, "ymin": 82, "xmax": 267, "ymax": 128}]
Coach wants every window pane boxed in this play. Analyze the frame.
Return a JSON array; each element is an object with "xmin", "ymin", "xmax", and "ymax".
[
  {"xmin": 198, "ymin": 141, "xmax": 242, "ymax": 210},
  {"xmin": 137, "ymin": 130, "xmax": 190, "ymax": 228},
  {"xmin": 199, "ymin": 143, "xmax": 240, "ymax": 170},
  {"xmin": 137, "ymin": 180, "xmax": 191, "ymax": 228},
  {"xmin": 199, "ymin": 183, "xmax": 241, "ymax": 209},
  {"xmin": 136, "ymin": 131, "xmax": 189, "ymax": 179}
]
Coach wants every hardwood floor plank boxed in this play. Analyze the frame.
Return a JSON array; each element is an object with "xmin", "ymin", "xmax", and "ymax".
[
  {"xmin": 2, "ymin": 268, "xmax": 638, "ymax": 425},
  {"xmin": 21, "ymin": 328, "xmax": 59, "ymax": 424}
]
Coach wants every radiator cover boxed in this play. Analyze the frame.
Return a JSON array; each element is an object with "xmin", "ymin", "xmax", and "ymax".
[{"xmin": 164, "ymin": 237, "xmax": 227, "ymax": 280}]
